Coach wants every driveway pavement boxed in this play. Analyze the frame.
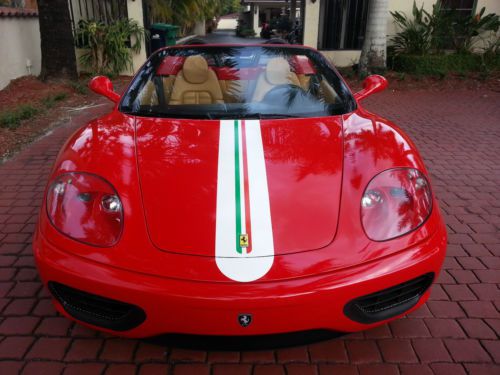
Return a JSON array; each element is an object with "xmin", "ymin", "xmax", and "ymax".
[
  {"xmin": 201, "ymin": 29, "xmax": 264, "ymax": 44},
  {"xmin": 0, "ymin": 86, "xmax": 499, "ymax": 375}
]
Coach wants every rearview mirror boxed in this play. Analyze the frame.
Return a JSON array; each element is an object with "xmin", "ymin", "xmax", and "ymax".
[
  {"xmin": 354, "ymin": 75, "xmax": 388, "ymax": 102},
  {"xmin": 89, "ymin": 76, "xmax": 121, "ymax": 103}
]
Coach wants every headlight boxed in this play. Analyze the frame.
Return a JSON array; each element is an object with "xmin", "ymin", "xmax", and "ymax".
[
  {"xmin": 361, "ymin": 168, "xmax": 432, "ymax": 241},
  {"xmin": 46, "ymin": 172, "xmax": 123, "ymax": 247}
]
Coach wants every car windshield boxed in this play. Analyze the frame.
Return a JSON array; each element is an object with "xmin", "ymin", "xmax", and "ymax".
[{"xmin": 119, "ymin": 45, "xmax": 356, "ymax": 119}]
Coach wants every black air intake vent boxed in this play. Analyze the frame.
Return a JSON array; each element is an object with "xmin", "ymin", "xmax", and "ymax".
[
  {"xmin": 48, "ymin": 282, "xmax": 146, "ymax": 331},
  {"xmin": 344, "ymin": 273, "xmax": 434, "ymax": 324}
]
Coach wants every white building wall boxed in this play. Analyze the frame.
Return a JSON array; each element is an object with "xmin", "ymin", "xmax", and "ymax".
[
  {"xmin": 252, "ymin": 4, "xmax": 261, "ymax": 35},
  {"xmin": 0, "ymin": 17, "xmax": 41, "ymax": 90},
  {"xmin": 127, "ymin": 0, "xmax": 147, "ymax": 73},
  {"xmin": 307, "ymin": 0, "xmax": 500, "ymax": 67},
  {"xmin": 386, "ymin": 0, "xmax": 434, "ymax": 39},
  {"xmin": 303, "ymin": 0, "xmax": 320, "ymax": 48},
  {"xmin": 194, "ymin": 20, "xmax": 207, "ymax": 36},
  {"xmin": 476, "ymin": 0, "xmax": 500, "ymax": 15}
]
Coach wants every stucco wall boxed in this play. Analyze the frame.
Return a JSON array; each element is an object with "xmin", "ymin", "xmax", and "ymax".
[
  {"xmin": 306, "ymin": 0, "xmax": 499, "ymax": 66},
  {"xmin": 303, "ymin": 0, "xmax": 320, "ymax": 48},
  {"xmin": 477, "ymin": 0, "xmax": 500, "ymax": 15},
  {"xmin": 321, "ymin": 50, "xmax": 361, "ymax": 68},
  {"xmin": 0, "ymin": 17, "xmax": 41, "ymax": 90}
]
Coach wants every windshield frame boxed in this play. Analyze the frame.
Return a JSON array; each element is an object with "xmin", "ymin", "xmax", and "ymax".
[{"xmin": 118, "ymin": 44, "xmax": 357, "ymax": 119}]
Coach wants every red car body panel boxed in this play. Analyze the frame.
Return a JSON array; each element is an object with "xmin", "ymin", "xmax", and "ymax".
[
  {"xmin": 136, "ymin": 117, "xmax": 343, "ymax": 256},
  {"xmin": 33, "ymin": 44, "xmax": 447, "ymax": 338},
  {"xmin": 34, "ymin": 221, "xmax": 445, "ymax": 337}
]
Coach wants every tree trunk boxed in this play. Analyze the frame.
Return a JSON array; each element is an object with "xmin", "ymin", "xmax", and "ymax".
[
  {"xmin": 37, "ymin": 0, "xmax": 78, "ymax": 81},
  {"xmin": 359, "ymin": 0, "xmax": 388, "ymax": 77}
]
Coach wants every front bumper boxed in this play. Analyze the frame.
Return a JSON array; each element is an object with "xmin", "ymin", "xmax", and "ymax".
[{"xmin": 34, "ymin": 227, "xmax": 446, "ymax": 338}]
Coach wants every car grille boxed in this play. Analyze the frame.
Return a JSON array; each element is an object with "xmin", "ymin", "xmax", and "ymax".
[
  {"xmin": 344, "ymin": 273, "xmax": 434, "ymax": 324},
  {"xmin": 48, "ymin": 282, "xmax": 146, "ymax": 331}
]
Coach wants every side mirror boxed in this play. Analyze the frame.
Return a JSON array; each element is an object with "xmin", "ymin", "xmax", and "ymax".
[
  {"xmin": 354, "ymin": 75, "xmax": 388, "ymax": 102},
  {"xmin": 89, "ymin": 76, "xmax": 121, "ymax": 103}
]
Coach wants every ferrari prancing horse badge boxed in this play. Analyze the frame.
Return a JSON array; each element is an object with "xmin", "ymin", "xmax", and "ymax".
[{"xmin": 239, "ymin": 233, "xmax": 249, "ymax": 248}]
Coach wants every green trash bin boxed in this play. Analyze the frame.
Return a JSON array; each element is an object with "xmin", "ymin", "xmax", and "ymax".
[{"xmin": 150, "ymin": 23, "xmax": 180, "ymax": 52}]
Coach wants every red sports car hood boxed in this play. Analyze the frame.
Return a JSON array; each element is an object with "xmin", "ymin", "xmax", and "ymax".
[{"xmin": 136, "ymin": 117, "xmax": 343, "ymax": 260}]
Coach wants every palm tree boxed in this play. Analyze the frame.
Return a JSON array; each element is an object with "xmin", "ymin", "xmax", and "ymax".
[
  {"xmin": 37, "ymin": 0, "xmax": 77, "ymax": 80},
  {"xmin": 359, "ymin": 0, "xmax": 389, "ymax": 77}
]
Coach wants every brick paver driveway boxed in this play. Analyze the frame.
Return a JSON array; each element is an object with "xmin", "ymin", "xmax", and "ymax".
[{"xmin": 0, "ymin": 87, "xmax": 499, "ymax": 375}]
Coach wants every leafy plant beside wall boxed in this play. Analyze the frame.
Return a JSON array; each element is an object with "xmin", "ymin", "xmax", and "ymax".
[
  {"xmin": 76, "ymin": 19, "xmax": 147, "ymax": 76},
  {"xmin": 390, "ymin": 2, "xmax": 433, "ymax": 55},
  {"xmin": 389, "ymin": 1, "xmax": 499, "ymax": 76},
  {"xmin": 391, "ymin": 1, "xmax": 499, "ymax": 56}
]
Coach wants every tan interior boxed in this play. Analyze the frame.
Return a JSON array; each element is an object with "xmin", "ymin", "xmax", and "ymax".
[
  {"xmin": 169, "ymin": 55, "xmax": 224, "ymax": 105},
  {"xmin": 296, "ymin": 74, "xmax": 311, "ymax": 91},
  {"xmin": 319, "ymin": 80, "xmax": 339, "ymax": 103},
  {"xmin": 218, "ymin": 80, "xmax": 249, "ymax": 103},
  {"xmin": 252, "ymin": 57, "xmax": 301, "ymax": 102},
  {"xmin": 138, "ymin": 55, "xmax": 333, "ymax": 107},
  {"xmin": 139, "ymin": 76, "xmax": 176, "ymax": 106}
]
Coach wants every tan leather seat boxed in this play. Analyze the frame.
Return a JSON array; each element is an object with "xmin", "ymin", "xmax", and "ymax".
[
  {"xmin": 219, "ymin": 80, "xmax": 248, "ymax": 103},
  {"xmin": 169, "ymin": 55, "xmax": 224, "ymax": 105},
  {"xmin": 139, "ymin": 76, "xmax": 176, "ymax": 106},
  {"xmin": 252, "ymin": 57, "xmax": 301, "ymax": 102}
]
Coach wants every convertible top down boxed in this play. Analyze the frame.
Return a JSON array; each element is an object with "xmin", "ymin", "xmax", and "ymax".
[{"xmin": 34, "ymin": 44, "xmax": 447, "ymax": 339}]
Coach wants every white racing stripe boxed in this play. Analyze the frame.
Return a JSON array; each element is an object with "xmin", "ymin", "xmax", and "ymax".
[{"xmin": 215, "ymin": 120, "xmax": 274, "ymax": 282}]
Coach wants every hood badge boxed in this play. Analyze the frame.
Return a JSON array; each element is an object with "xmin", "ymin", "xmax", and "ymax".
[
  {"xmin": 239, "ymin": 233, "xmax": 249, "ymax": 248},
  {"xmin": 238, "ymin": 313, "xmax": 252, "ymax": 327}
]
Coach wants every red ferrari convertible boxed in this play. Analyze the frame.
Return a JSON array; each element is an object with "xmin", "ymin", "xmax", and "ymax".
[{"xmin": 33, "ymin": 44, "xmax": 447, "ymax": 339}]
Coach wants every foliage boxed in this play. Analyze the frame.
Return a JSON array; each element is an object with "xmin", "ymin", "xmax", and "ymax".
[
  {"xmin": 68, "ymin": 81, "xmax": 89, "ymax": 95},
  {"xmin": 391, "ymin": 1, "xmax": 500, "ymax": 55},
  {"xmin": 145, "ymin": 0, "xmax": 233, "ymax": 34},
  {"xmin": 0, "ymin": 0, "xmax": 23, "ymax": 6},
  {"xmin": 434, "ymin": 7, "xmax": 499, "ymax": 53},
  {"xmin": 240, "ymin": 28, "xmax": 256, "ymax": 38},
  {"xmin": 76, "ymin": 19, "xmax": 147, "ymax": 76},
  {"xmin": 221, "ymin": 0, "xmax": 241, "ymax": 15},
  {"xmin": 42, "ymin": 92, "xmax": 68, "ymax": 109},
  {"xmin": 390, "ymin": 2, "xmax": 432, "ymax": 55},
  {"xmin": 0, "ymin": 105, "xmax": 40, "ymax": 129},
  {"xmin": 390, "ymin": 52, "xmax": 500, "ymax": 77},
  {"xmin": 0, "ymin": 90, "xmax": 73, "ymax": 129}
]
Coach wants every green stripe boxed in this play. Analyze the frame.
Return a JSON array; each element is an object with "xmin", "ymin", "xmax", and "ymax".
[{"xmin": 234, "ymin": 119, "xmax": 242, "ymax": 254}]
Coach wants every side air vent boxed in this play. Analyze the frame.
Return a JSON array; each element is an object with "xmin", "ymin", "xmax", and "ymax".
[
  {"xmin": 344, "ymin": 273, "xmax": 434, "ymax": 324},
  {"xmin": 48, "ymin": 282, "xmax": 146, "ymax": 331}
]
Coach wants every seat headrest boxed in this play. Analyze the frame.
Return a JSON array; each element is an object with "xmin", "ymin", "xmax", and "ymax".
[
  {"xmin": 265, "ymin": 57, "xmax": 292, "ymax": 85},
  {"xmin": 182, "ymin": 55, "xmax": 209, "ymax": 84}
]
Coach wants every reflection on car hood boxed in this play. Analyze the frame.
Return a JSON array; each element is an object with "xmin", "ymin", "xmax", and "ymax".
[{"xmin": 136, "ymin": 116, "xmax": 343, "ymax": 258}]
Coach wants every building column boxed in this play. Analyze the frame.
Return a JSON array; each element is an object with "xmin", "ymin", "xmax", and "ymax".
[
  {"xmin": 303, "ymin": 0, "xmax": 320, "ymax": 48},
  {"xmin": 252, "ymin": 4, "xmax": 261, "ymax": 35},
  {"xmin": 194, "ymin": 19, "xmax": 206, "ymax": 36},
  {"xmin": 127, "ymin": 0, "xmax": 147, "ymax": 74}
]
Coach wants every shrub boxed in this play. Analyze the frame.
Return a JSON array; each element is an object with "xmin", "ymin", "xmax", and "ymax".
[
  {"xmin": 76, "ymin": 19, "xmax": 147, "ymax": 76},
  {"xmin": 0, "ymin": 105, "xmax": 40, "ymax": 129},
  {"xmin": 240, "ymin": 28, "xmax": 256, "ymax": 37},
  {"xmin": 391, "ymin": 52, "xmax": 500, "ymax": 76},
  {"xmin": 390, "ymin": 2, "xmax": 433, "ymax": 55},
  {"xmin": 433, "ymin": 7, "xmax": 500, "ymax": 53},
  {"xmin": 391, "ymin": 2, "xmax": 500, "ymax": 55},
  {"xmin": 42, "ymin": 92, "xmax": 68, "ymax": 109}
]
